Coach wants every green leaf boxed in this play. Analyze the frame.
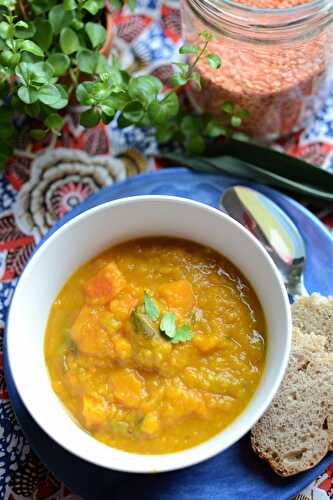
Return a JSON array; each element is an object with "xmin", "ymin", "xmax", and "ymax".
[
  {"xmin": 100, "ymin": 102, "xmax": 115, "ymax": 117},
  {"xmin": 186, "ymin": 135, "xmax": 205, "ymax": 155},
  {"xmin": 31, "ymin": 128, "xmax": 47, "ymax": 140},
  {"xmin": 38, "ymin": 84, "xmax": 68, "ymax": 109},
  {"xmin": 170, "ymin": 72, "xmax": 187, "ymax": 86},
  {"xmin": 144, "ymin": 291, "xmax": 160, "ymax": 321},
  {"xmin": 33, "ymin": 21, "xmax": 53, "ymax": 52},
  {"xmin": 18, "ymin": 86, "xmax": 38, "ymax": 104},
  {"xmin": 179, "ymin": 43, "xmax": 197, "ymax": 54},
  {"xmin": 180, "ymin": 115, "xmax": 201, "ymax": 138},
  {"xmin": 80, "ymin": 108, "xmax": 100, "ymax": 127},
  {"xmin": 206, "ymin": 53, "xmax": 221, "ymax": 69},
  {"xmin": 128, "ymin": 75, "xmax": 163, "ymax": 107},
  {"xmin": 128, "ymin": 0, "xmax": 136, "ymax": 11},
  {"xmin": 231, "ymin": 115, "xmax": 242, "ymax": 128},
  {"xmin": 0, "ymin": 20, "xmax": 13, "ymax": 38},
  {"xmin": 77, "ymin": 49, "xmax": 109, "ymax": 74},
  {"xmin": 49, "ymin": 5, "xmax": 74, "ymax": 35},
  {"xmin": 15, "ymin": 21, "xmax": 36, "ymax": 39},
  {"xmin": 48, "ymin": 53, "xmax": 70, "ymax": 76},
  {"xmin": 71, "ymin": 18, "xmax": 84, "ymax": 31},
  {"xmin": 81, "ymin": 0, "xmax": 104, "ymax": 15},
  {"xmin": 60, "ymin": 27, "xmax": 80, "ymax": 54},
  {"xmin": 64, "ymin": 0, "xmax": 77, "ymax": 10},
  {"xmin": 156, "ymin": 123, "xmax": 175, "ymax": 144},
  {"xmin": 205, "ymin": 119, "xmax": 226, "ymax": 138},
  {"xmin": 0, "ymin": 49, "xmax": 20, "ymax": 67},
  {"xmin": 148, "ymin": 92, "xmax": 179, "ymax": 125},
  {"xmin": 109, "ymin": 0, "xmax": 122, "ymax": 9},
  {"xmin": 85, "ymin": 22, "xmax": 106, "ymax": 48},
  {"xmin": 222, "ymin": 101, "xmax": 234, "ymax": 114},
  {"xmin": 160, "ymin": 312, "xmax": 176, "ymax": 339},
  {"xmin": 44, "ymin": 112, "xmax": 64, "ymax": 131},
  {"xmin": 20, "ymin": 40, "xmax": 44, "ymax": 57},
  {"xmin": 76, "ymin": 81, "xmax": 95, "ymax": 105},
  {"xmin": 171, "ymin": 325, "xmax": 193, "ymax": 343},
  {"xmin": 15, "ymin": 21, "xmax": 29, "ymax": 29},
  {"xmin": 122, "ymin": 101, "xmax": 145, "ymax": 123}
]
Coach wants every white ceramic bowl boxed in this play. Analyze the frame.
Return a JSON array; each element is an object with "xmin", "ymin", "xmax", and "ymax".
[{"xmin": 6, "ymin": 195, "xmax": 291, "ymax": 473}]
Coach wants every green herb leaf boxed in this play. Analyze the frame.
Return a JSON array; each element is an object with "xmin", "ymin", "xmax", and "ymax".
[
  {"xmin": 60, "ymin": 27, "xmax": 80, "ymax": 54},
  {"xmin": 170, "ymin": 72, "xmax": 188, "ymax": 86},
  {"xmin": 33, "ymin": 21, "xmax": 53, "ymax": 52},
  {"xmin": 44, "ymin": 112, "xmax": 64, "ymax": 131},
  {"xmin": 85, "ymin": 22, "xmax": 106, "ymax": 48},
  {"xmin": 49, "ymin": 5, "xmax": 74, "ymax": 34},
  {"xmin": 230, "ymin": 115, "xmax": 242, "ymax": 128},
  {"xmin": 206, "ymin": 53, "xmax": 221, "ymax": 69},
  {"xmin": 160, "ymin": 312, "xmax": 176, "ymax": 338},
  {"xmin": 20, "ymin": 40, "xmax": 44, "ymax": 57},
  {"xmin": 31, "ymin": 128, "xmax": 47, "ymax": 140},
  {"xmin": 171, "ymin": 325, "xmax": 193, "ymax": 343},
  {"xmin": 148, "ymin": 91, "xmax": 179, "ymax": 125},
  {"xmin": 1, "ymin": 49, "xmax": 20, "ymax": 67},
  {"xmin": 77, "ymin": 49, "xmax": 109, "ymax": 74},
  {"xmin": 38, "ymin": 84, "xmax": 68, "ymax": 109},
  {"xmin": 144, "ymin": 291, "xmax": 160, "ymax": 321},
  {"xmin": 179, "ymin": 43, "xmax": 197, "ymax": 54},
  {"xmin": 180, "ymin": 115, "xmax": 201, "ymax": 138},
  {"xmin": 128, "ymin": 75, "xmax": 163, "ymax": 107},
  {"xmin": 80, "ymin": 108, "xmax": 100, "ymax": 128},
  {"xmin": 131, "ymin": 305, "xmax": 158, "ymax": 337},
  {"xmin": 122, "ymin": 101, "xmax": 145, "ymax": 124},
  {"xmin": 48, "ymin": 53, "xmax": 70, "ymax": 76},
  {"xmin": 64, "ymin": 0, "xmax": 77, "ymax": 10},
  {"xmin": 17, "ymin": 86, "xmax": 38, "ymax": 104},
  {"xmin": 186, "ymin": 135, "xmax": 205, "ymax": 155},
  {"xmin": 206, "ymin": 119, "xmax": 226, "ymax": 138},
  {"xmin": 15, "ymin": 20, "xmax": 36, "ymax": 39},
  {"xmin": 156, "ymin": 123, "xmax": 175, "ymax": 144},
  {"xmin": 81, "ymin": 0, "xmax": 104, "ymax": 15},
  {"xmin": 222, "ymin": 101, "xmax": 234, "ymax": 114},
  {"xmin": 76, "ymin": 81, "xmax": 95, "ymax": 105},
  {"xmin": 15, "ymin": 21, "xmax": 29, "ymax": 29},
  {"xmin": 0, "ymin": 21, "xmax": 13, "ymax": 39}
]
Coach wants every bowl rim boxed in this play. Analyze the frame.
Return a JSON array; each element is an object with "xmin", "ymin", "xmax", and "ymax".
[{"xmin": 5, "ymin": 195, "xmax": 292, "ymax": 473}]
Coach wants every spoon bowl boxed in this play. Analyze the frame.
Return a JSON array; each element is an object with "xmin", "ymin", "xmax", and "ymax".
[{"xmin": 220, "ymin": 186, "xmax": 307, "ymax": 297}]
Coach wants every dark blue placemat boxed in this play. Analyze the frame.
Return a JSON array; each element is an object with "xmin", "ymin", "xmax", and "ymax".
[{"xmin": 4, "ymin": 168, "xmax": 333, "ymax": 500}]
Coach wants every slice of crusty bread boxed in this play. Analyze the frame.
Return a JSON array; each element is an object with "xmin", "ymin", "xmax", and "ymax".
[
  {"xmin": 292, "ymin": 293, "xmax": 333, "ymax": 352},
  {"xmin": 251, "ymin": 344, "xmax": 333, "ymax": 476},
  {"xmin": 292, "ymin": 326, "xmax": 327, "ymax": 354}
]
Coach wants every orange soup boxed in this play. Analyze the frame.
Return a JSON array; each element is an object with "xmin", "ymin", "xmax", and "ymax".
[{"xmin": 45, "ymin": 238, "xmax": 266, "ymax": 454}]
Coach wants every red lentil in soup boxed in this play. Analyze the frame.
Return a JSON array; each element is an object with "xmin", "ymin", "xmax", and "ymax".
[{"xmin": 45, "ymin": 238, "xmax": 266, "ymax": 454}]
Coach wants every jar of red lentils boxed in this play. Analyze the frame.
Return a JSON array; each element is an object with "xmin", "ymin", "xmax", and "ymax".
[{"xmin": 181, "ymin": 0, "xmax": 333, "ymax": 141}]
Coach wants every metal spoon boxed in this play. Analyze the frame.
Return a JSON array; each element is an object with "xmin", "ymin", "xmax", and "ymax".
[{"xmin": 220, "ymin": 185, "xmax": 308, "ymax": 298}]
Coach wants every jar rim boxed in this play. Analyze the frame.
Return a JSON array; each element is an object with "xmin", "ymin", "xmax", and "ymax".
[
  {"xmin": 220, "ymin": 0, "xmax": 331, "ymax": 15},
  {"xmin": 185, "ymin": 0, "xmax": 333, "ymax": 42}
]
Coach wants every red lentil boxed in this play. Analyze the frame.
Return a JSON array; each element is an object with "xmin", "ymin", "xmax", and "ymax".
[{"xmin": 181, "ymin": 0, "xmax": 333, "ymax": 140}]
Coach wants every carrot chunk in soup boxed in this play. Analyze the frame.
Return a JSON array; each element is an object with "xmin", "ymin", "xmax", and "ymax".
[
  {"xmin": 110, "ymin": 369, "xmax": 146, "ymax": 409},
  {"xmin": 83, "ymin": 262, "xmax": 126, "ymax": 304},
  {"xmin": 82, "ymin": 393, "xmax": 109, "ymax": 429},
  {"xmin": 158, "ymin": 280, "xmax": 194, "ymax": 314},
  {"xmin": 71, "ymin": 306, "xmax": 114, "ymax": 358}
]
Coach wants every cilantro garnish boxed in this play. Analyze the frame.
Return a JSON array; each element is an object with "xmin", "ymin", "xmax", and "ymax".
[
  {"xmin": 171, "ymin": 325, "xmax": 193, "ymax": 344},
  {"xmin": 160, "ymin": 312, "xmax": 176, "ymax": 338},
  {"xmin": 144, "ymin": 291, "xmax": 160, "ymax": 321}
]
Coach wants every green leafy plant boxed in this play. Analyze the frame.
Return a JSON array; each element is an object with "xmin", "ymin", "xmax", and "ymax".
[{"xmin": 0, "ymin": 0, "xmax": 242, "ymax": 167}]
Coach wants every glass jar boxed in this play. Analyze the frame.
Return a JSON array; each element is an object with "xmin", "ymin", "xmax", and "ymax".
[{"xmin": 180, "ymin": 0, "xmax": 333, "ymax": 141}]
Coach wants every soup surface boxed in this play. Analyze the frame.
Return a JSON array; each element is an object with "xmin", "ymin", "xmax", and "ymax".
[{"xmin": 45, "ymin": 238, "xmax": 266, "ymax": 454}]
